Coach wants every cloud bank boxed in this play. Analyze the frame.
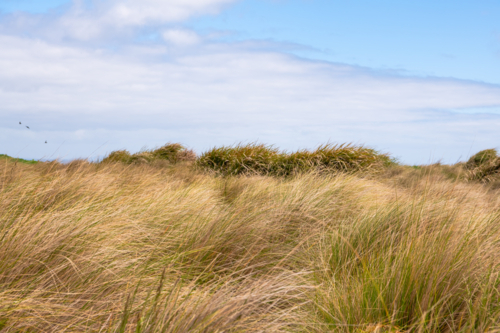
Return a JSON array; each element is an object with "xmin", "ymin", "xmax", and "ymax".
[{"xmin": 1, "ymin": 0, "xmax": 500, "ymax": 164}]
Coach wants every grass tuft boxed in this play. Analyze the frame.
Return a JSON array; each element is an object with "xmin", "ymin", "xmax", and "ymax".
[
  {"xmin": 464, "ymin": 148, "xmax": 500, "ymax": 182},
  {"xmin": 197, "ymin": 143, "xmax": 393, "ymax": 176},
  {"xmin": 102, "ymin": 143, "xmax": 196, "ymax": 165}
]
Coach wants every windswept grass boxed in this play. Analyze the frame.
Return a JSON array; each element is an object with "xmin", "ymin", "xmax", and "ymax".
[
  {"xmin": 0, "ymin": 145, "xmax": 499, "ymax": 332},
  {"xmin": 101, "ymin": 143, "xmax": 196, "ymax": 165},
  {"xmin": 197, "ymin": 143, "xmax": 393, "ymax": 176},
  {"xmin": 464, "ymin": 149, "xmax": 500, "ymax": 182}
]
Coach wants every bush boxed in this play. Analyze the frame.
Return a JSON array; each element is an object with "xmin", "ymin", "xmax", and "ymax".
[
  {"xmin": 196, "ymin": 143, "xmax": 280, "ymax": 175},
  {"xmin": 465, "ymin": 149, "xmax": 500, "ymax": 182},
  {"xmin": 466, "ymin": 149, "xmax": 498, "ymax": 168},
  {"xmin": 102, "ymin": 143, "xmax": 196, "ymax": 165},
  {"xmin": 197, "ymin": 143, "xmax": 393, "ymax": 176},
  {"xmin": 101, "ymin": 150, "xmax": 132, "ymax": 164},
  {"xmin": 281, "ymin": 144, "xmax": 393, "ymax": 174}
]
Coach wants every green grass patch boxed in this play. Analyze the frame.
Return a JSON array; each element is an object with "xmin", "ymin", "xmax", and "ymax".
[
  {"xmin": 197, "ymin": 143, "xmax": 394, "ymax": 176},
  {"xmin": 101, "ymin": 143, "xmax": 196, "ymax": 165},
  {"xmin": 0, "ymin": 154, "xmax": 38, "ymax": 165}
]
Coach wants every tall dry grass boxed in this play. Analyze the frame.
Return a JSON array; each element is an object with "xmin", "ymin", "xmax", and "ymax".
[{"xmin": 0, "ymin": 157, "xmax": 499, "ymax": 332}]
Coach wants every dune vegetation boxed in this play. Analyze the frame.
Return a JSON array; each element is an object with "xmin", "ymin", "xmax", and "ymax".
[
  {"xmin": 1, "ymin": 143, "xmax": 500, "ymax": 332},
  {"xmin": 0, "ymin": 154, "xmax": 38, "ymax": 165}
]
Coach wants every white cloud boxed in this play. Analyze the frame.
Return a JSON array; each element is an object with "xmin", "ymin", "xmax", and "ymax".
[
  {"xmin": 1, "ymin": 32, "xmax": 500, "ymax": 164},
  {"xmin": 0, "ymin": 0, "xmax": 236, "ymax": 41},
  {"xmin": 105, "ymin": 0, "xmax": 235, "ymax": 26},
  {"xmin": 162, "ymin": 29, "xmax": 200, "ymax": 45}
]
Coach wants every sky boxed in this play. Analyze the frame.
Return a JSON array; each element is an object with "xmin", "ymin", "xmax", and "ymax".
[{"xmin": 1, "ymin": 0, "xmax": 499, "ymax": 164}]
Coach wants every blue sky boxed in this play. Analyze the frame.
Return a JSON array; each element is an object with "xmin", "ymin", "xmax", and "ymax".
[
  {"xmin": 4, "ymin": 0, "xmax": 498, "ymax": 83},
  {"xmin": 0, "ymin": 0, "xmax": 68, "ymax": 13},
  {"xmin": 1, "ymin": 0, "xmax": 500, "ymax": 163},
  {"xmin": 191, "ymin": 0, "xmax": 500, "ymax": 84}
]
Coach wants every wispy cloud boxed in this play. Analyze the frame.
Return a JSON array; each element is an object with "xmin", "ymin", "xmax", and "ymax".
[{"xmin": 0, "ymin": 0, "xmax": 236, "ymax": 41}]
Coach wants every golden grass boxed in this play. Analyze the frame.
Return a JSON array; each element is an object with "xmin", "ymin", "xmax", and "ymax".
[{"xmin": 0, "ymin": 158, "xmax": 499, "ymax": 332}]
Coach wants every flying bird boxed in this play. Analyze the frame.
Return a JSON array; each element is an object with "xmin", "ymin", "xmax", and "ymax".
[
  {"xmin": 26, "ymin": 126, "xmax": 30, "ymax": 129},
  {"xmin": 45, "ymin": 141, "xmax": 47, "ymax": 144},
  {"xmin": 19, "ymin": 122, "xmax": 21, "ymax": 125}
]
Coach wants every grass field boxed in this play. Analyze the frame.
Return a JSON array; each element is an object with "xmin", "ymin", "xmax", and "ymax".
[{"xmin": 1, "ymin": 145, "xmax": 499, "ymax": 332}]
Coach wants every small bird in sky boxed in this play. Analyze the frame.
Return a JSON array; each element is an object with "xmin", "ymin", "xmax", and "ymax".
[
  {"xmin": 19, "ymin": 121, "xmax": 21, "ymax": 125},
  {"xmin": 45, "ymin": 141, "xmax": 47, "ymax": 144},
  {"xmin": 26, "ymin": 126, "xmax": 30, "ymax": 129}
]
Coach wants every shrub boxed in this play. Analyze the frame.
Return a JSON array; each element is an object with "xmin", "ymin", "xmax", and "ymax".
[
  {"xmin": 465, "ymin": 149, "xmax": 500, "ymax": 182},
  {"xmin": 151, "ymin": 143, "xmax": 196, "ymax": 163},
  {"xmin": 197, "ymin": 143, "xmax": 393, "ymax": 176},
  {"xmin": 102, "ymin": 144, "xmax": 196, "ymax": 165},
  {"xmin": 197, "ymin": 143, "xmax": 280, "ymax": 175},
  {"xmin": 466, "ymin": 149, "xmax": 498, "ymax": 168},
  {"xmin": 293, "ymin": 144, "xmax": 393, "ymax": 172},
  {"xmin": 101, "ymin": 150, "xmax": 132, "ymax": 164}
]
